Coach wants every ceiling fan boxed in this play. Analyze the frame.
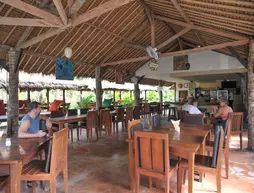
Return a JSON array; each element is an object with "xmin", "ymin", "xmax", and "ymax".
[{"xmin": 146, "ymin": 46, "xmax": 159, "ymax": 71}]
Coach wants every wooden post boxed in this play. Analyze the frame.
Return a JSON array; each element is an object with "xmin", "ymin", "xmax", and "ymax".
[
  {"xmin": 46, "ymin": 88, "xmax": 49, "ymax": 110},
  {"xmin": 248, "ymin": 39, "xmax": 254, "ymax": 151},
  {"xmin": 159, "ymin": 81, "xmax": 163, "ymax": 103},
  {"xmin": 134, "ymin": 83, "xmax": 140, "ymax": 106},
  {"xmin": 62, "ymin": 89, "xmax": 65, "ymax": 111},
  {"xmin": 130, "ymin": 90, "xmax": 132, "ymax": 99},
  {"xmin": 27, "ymin": 88, "xmax": 31, "ymax": 102},
  {"xmin": 7, "ymin": 48, "xmax": 19, "ymax": 137},
  {"xmin": 119, "ymin": 91, "xmax": 122, "ymax": 100},
  {"xmin": 145, "ymin": 90, "xmax": 147, "ymax": 102},
  {"xmin": 80, "ymin": 90, "xmax": 83, "ymax": 101},
  {"xmin": 95, "ymin": 66, "xmax": 102, "ymax": 109},
  {"xmin": 113, "ymin": 89, "xmax": 116, "ymax": 105}
]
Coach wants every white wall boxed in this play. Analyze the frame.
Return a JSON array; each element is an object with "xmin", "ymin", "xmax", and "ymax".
[{"xmin": 135, "ymin": 51, "xmax": 245, "ymax": 101}]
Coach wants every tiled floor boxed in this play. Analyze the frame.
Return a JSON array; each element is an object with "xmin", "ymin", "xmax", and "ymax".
[{"xmin": 4, "ymin": 125, "xmax": 254, "ymax": 193}]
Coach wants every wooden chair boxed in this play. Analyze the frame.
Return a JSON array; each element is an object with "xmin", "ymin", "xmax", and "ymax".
[
  {"xmin": 178, "ymin": 126, "xmax": 224, "ymax": 193},
  {"xmin": 80, "ymin": 110, "xmax": 99, "ymax": 142},
  {"xmin": 113, "ymin": 107, "xmax": 125, "ymax": 133},
  {"xmin": 183, "ymin": 114, "xmax": 204, "ymax": 125},
  {"xmin": 67, "ymin": 109, "xmax": 79, "ymax": 143},
  {"xmin": 152, "ymin": 114, "xmax": 162, "ymax": 130},
  {"xmin": 228, "ymin": 112, "xmax": 244, "ymax": 149},
  {"xmin": 100, "ymin": 109, "xmax": 112, "ymax": 136},
  {"xmin": 79, "ymin": 108, "xmax": 89, "ymax": 135},
  {"xmin": 205, "ymin": 117, "xmax": 232, "ymax": 179},
  {"xmin": 125, "ymin": 107, "xmax": 133, "ymax": 128},
  {"xmin": 50, "ymin": 110, "xmax": 64, "ymax": 130},
  {"xmin": 177, "ymin": 110, "xmax": 188, "ymax": 122},
  {"xmin": 127, "ymin": 120, "xmax": 144, "ymax": 191},
  {"xmin": 21, "ymin": 128, "xmax": 69, "ymax": 193},
  {"xmin": 134, "ymin": 131, "xmax": 179, "ymax": 193},
  {"xmin": 167, "ymin": 107, "xmax": 178, "ymax": 121},
  {"xmin": 133, "ymin": 106, "xmax": 141, "ymax": 120},
  {"xmin": 143, "ymin": 103, "xmax": 151, "ymax": 118}
]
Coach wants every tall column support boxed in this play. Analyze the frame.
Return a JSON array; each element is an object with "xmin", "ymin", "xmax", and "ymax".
[
  {"xmin": 63, "ymin": 89, "xmax": 66, "ymax": 112},
  {"xmin": 46, "ymin": 88, "xmax": 49, "ymax": 110},
  {"xmin": 113, "ymin": 89, "xmax": 116, "ymax": 105},
  {"xmin": 7, "ymin": 48, "xmax": 19, "ymax": 137},
  {"xmin": 159, "ymin": 81, "xmax": 163, "ymax": 103},
  {"xmin": 134, "ymin": 83, "xmax": 140, "ymax": 106},
  {"xmin": 80, "ymin": 90, "xmax": 83, "ymax": 102},
  {"xmin": 248, "ymin": 40, "xmax": 254, "ymax": 151},
  {"xmin": 95, "ymin": 66, "xmax": 102, "ymax": 110},
  {"xmin": 27, "ymin": 88, "xmax": 31, "ymax": 102}
]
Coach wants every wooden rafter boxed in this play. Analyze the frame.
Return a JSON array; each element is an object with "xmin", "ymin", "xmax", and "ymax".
[
  {"xmin": 0, "ymin": 0, "xmax": 63, "ymax": 25},
  {"xmin": 155, "ymin": 15, "xmax": 249, "ymax": 40},
  {"xmin": 101, "ymin": 39, "xmax": 249, "ymax": 66},
  {"xmin": 73, "ymin": 0, "xmax": 135, "ymax": 26},
  {"xmin": 156, "ymin": 28, "xmax": 190, "ymax": 50},
  {"xmin": 0, "ymin": 17, "xmax": 60, "ymax": 27},
  {"xmin": 227, "ymin": 46, "xmax": 248, "ymax": 68},
  {"xmin": 70, "ymin": 0, "xmax": 87, "ymax": 18},
  {"xmin": 52, "ymin": 0, "xmax": 68, "ymax": 25}
]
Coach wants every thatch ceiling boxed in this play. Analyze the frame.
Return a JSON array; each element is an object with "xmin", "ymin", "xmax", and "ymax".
[{"xmin": 0, "ymin": 0, "xmax": 253, "ymax": 82}]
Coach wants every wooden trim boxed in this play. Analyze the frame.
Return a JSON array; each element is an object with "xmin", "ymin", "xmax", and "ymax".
[
  {"xmin": 157, "ymin": 28, "xmax": 190, "ymax": 50},
  {"xmin": 73, "ymin": 0, "xmax": 135, "ymax": 26},
  {"xmin": 0, "ymin": 0, "xmax": 63, "ymax": 25},
  {"xmin": 0, "ymin": 17, "xmax": 60, "ymax": 27},
  {"xmin": 227, "ymin": 47, "xmax": 248, "ymax": 68},
  {"xmin": 101, "ymin": 39, "xmax": 249, "ymax": 66},
  {"xmin": 52, "ymin": 0, "xmax": 68, "ymax": 25},
  {"xmin": 151, "ymin": 22, "xmax": 156, "ymax": 47},
  {"xmin": 155, "ymin": 15, "xmax": 248, "ymax": 40}
]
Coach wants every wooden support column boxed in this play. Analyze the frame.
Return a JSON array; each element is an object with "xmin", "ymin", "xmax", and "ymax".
[
  {"xmin": 7, "ymin": 48, "xmax": 19, "ymax": 137},
  {"xmin": 46, "ymin": 88, "xmax": 49, "ymax": 110},
  {"xmin": 130, "ymin": 90, "xmax": 132, "ymax": 99},
  {"xmin": 248, "ymin": 39, "xmax": 254, "ymax": 151},
  {"xmin": 119, "ymin": 91, "xmax": 122, "ymax": 100},
  {"xmin": 145, "ymin": 90, "xmax": 147, "ymax": 102},
  {"xmin": 80, "ymin": 90, "xmax": 83, "ymax": 101},
  {"xmin": 134, "ymin": 83, "xmax": 140, "ymax": 106},
  {"xmin": 95, "ymin": 66, "xmax": 102, "ymax": 109},
  {"xmin": 158, "ymin": 81, "xmax": 163, "ymax": 103},
  {"xmin": 113, "ymin": 89, "xmax": 116, "ymax": 104},
  {"xmin": 27, "ymin": 88, "xmax": 31, "ymax": 102},
  {"xmin": 63, "ymin": 89, "xmax": 66, "ymax": 112}
]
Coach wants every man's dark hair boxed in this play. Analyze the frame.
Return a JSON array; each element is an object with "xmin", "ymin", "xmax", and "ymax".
[
  {"xmin": 27, "ymin": 101, "xmax": 40, "ymax": 112},
  {"xmin": 190, "ymin": 99, "xmax": 198, "ymax": 105}
]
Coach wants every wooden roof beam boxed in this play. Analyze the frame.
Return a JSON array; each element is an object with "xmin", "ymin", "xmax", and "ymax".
[
  {"xmin": 0, "ymin": 0, "xmax": 63, "ymax": 25},
  {"xmin": 101, "ymin": 39, "xmax": 249, "ymax": 66},
  {"xmin": 72, "ymin": 0, "xmax": 135, "ymax": 26},
  {"xmin": 70, "ymin": 0, "xmax": 87, "ymax": 18},
  {"xmin": 52, "ymin": 0, "xmax": 68, "ymax": 25},
  {"xmin": 227, "ymin": 46, "xmax": 248, "ymax": 68},
  {"xmin": 0, "ymin": 17, "xmax": 60, "ymax": 27},
  {"xmin": 155, "ymin": 15, "xmax": 249, "ymax": 40}
]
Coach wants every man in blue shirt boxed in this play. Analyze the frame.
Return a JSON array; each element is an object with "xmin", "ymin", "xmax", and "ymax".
[{"xmin": 19, "ymin": 101, "xmax": 52, "ymax": 138}]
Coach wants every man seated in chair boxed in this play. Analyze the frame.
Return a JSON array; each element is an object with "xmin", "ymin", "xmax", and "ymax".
[
  {"xmin": 182, "ymin": 97, "xmax": 194, "ymax": 112},
  {"xmin": 19, "ymin": 101, "xmax": 52, "ymax": 138},
  {"xmin": 214, "ymin": 99, "xmax": 233, "ymax": 129},
  {"xmin": 187, "ymin": 99, "xmax": 204, "ymax": 116}
]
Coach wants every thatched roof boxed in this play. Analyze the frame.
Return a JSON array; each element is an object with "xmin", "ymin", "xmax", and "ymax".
[{"xmin": 0, "ymin": 0, "xmax": 252, "ymax": 81}]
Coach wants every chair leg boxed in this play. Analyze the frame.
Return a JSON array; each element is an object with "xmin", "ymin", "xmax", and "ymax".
[
  {"xmin": 95, "ymin": 127, "xmax": 99, "ymax": 140},
  {"xmin": 216, "ymin": 170, "xmax": 221, "ymax": 193},
  {"xmin": 70, "ymin": 128, "xmax": 73, "ymax": 143},
  {"xmin": 122, "ymin": 121, "xmax": 125, "ymax": 132},
  {"xmin": 32, "ymin": 181, "xmax": 36, "ymax": 193},
  {"xmin": 116, "ymin": 122, "xmax": 118, "ymax": 134},
  {"xmin": 149, "ymin": 177, "xmax": 152, "ymax": 188},
  {"xmin": 224, "ymin": 151, "xmax": 229, "ymax": 179},
  {"xmin": 240, "ymin": 133, "xmax": 243, "ymax": 149},
  {"xmin": 86, "ymin": 129, "xmax": 90, "ymax": 142},
  {"xmin": 77, "ymin": 128, "xmax": 79, "ymax": 141},
  {"xmin": 165, "ymin": 177, "xmax": 170, "ymax": 193},
  {"xmin": 177, "ymin": 166, "xmax": 181, "ymax": 193},
  {"xmin": 49, "ymin": 179, "xmax": 56, "ymax": 193},
  {"xmin": 183, "ymin": 170, "xmax": 186, "ymax": 185},
  {"xmin": 135, "ymin": 173, "xmax": 140, "ymax": 193},
  {"xmin": 63, "ymin": 169, "xmax": 68, "ymax": 193}
]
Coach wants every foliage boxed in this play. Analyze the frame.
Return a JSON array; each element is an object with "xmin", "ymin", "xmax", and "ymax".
[
  {"xmin": 78, "ymin": 94, "xmax": 95, "ymax": 108},
  {"xmin": 163, "ymin": 88, "xmax": 175, "ymax": 102},
  {"xmin": 121, "ymin": 95, "xmax": 134, "ymax": 107},
  {"xmin": 147, "ymin": 91, "xmax": 159, "ymax": 102}
]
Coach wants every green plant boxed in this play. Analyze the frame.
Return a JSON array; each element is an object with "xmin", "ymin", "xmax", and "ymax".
[
  {"xmin": 121, "ymin": 95, "xmax": 134, "ymax": 107},
  {"xmin": 78, "ymin": 94, "xmax": 95, "ymax": 108}
]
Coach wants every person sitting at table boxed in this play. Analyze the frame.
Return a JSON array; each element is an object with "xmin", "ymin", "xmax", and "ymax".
[
  {"xmin": 188, "ymin": 99, "xmax": 203, "ymax": 115},
  {"xmin": 19, "ymin": 101, "xmax": 52, "ymax": 138},
  {"xmin": 182, "ymin": 97, "xmax": 194, "ymax": 112},
  {"xmin": 214, "ymin": 98, "xmax": 233, "ymax": 128}
]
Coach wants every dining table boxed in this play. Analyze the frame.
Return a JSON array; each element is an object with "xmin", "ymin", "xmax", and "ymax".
[
  {"xmin": 126, "ymin": 122, "xmax": 211, "ymax": 193},
  {"xmin": 0, "ymin": 136, "xmax": 51, "ymax": 193}
]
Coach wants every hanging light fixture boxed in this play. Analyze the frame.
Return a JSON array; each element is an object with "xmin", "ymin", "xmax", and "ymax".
[
  {"xmin": 148, "ymin": 59, "xmax": 159, "ymax": 71},
  {"xmin": 64, "ymin": 47, "xmax": 73, "ymax": 59}
]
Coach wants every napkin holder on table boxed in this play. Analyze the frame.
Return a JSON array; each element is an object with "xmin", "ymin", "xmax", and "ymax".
[{"xmin": 171, "ymin": 119, "xmax": 180, "ymax": 132}]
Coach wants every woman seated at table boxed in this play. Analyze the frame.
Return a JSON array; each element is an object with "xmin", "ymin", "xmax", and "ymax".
[
  {"xmin": 214, "ymin": 99, "xmax": 233, "ymax": 128},
  {"xmin": 19, "ymin": 101, "xmax": 52, "ymax": 138}
]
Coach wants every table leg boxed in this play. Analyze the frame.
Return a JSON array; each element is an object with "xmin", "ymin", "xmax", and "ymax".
[
  {"xmin": 59, "ymin": 121, "xmax": 64, "ymax": 130},
  {"xmin": 10, "ymin": 162, "xmax": 22, "ymax": 193},
  {"xmin": 128, "ymin": 143, "xmax": 135, "ymax": 192},
  {"xmin": 188, "ymin": 152, "xmax": 195, "ymax": 193}
]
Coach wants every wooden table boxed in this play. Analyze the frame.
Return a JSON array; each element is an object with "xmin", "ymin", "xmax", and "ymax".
[
  {"xmin": 0, "ymin": 111, "xmax": 51, "ymax": 123},
  {"xmin": 0, "ymin": 136, "xmax": 51, "ymax": 193},
  {"xmin": 126, "ymin": 123, "xmax": 211, "ymax": 193},
  {"xmin": 50, "ymin": 114, "xmax": 87, "ymax": 129}
]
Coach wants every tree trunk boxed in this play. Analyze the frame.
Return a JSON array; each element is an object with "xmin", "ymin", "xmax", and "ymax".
[
  {"xmin": 27, "ymin": 88, "xmax": 31, "ymax": 102},
  {"xmin": 134, "ymin": 83, "xmax": 140, "ymax": 106},
  {"xmin": 95, "ymin": 66, "xmax": 102, "ymax": 110},
  {"xmin": 7, "ymin": 48, "xmax": 19, "ymax": 137},
  {"xmin": 248, "ymin": 40, "xmax": 254, "ymax": 151},
  {"xmin": 46, "ymin": 88, "xmax": 49, "ymax": 110}
]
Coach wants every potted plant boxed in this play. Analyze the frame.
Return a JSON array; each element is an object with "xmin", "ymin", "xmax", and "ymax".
[
  {"xmin": 122, "ymin": 96, "xmax": 134, "ymax": 108},
  {"xmin": 78, "ymin": 95, "xmax": 95, "ymax": 108}
]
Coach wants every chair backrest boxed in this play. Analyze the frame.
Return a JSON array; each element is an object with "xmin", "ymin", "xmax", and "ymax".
[
  {"xmin": 133, "ymin": 106, "xmax": 141, "ymax": 120},
  {"xmin": 87, "ymin": 110, "xmax": 98, "ymax": 129},
  {"xmin": 68, "ymin": 109, "xmax": 78, "ymax": 116},
  {"xmin": 128, "ymin": 120, "xmax": 143, "ymax": 139},
  {"xmin": 103, "ymin": 98, "xmax": 113, "ymax": 107},
  {"xmin": 80, "ymin": 108, "xmax": 89, "ymax": 115},
  {"xmin": 134, "ymin": 131, "xmax": 170, "ymax": 177},
  {"xmin": 100, "ymin": 109, "xmax": 111, "ymax": 125},
  {"xmin": 144, "ymin": 103, "xmax": 150, "ymax": 113},
  {"xmin": 116, "ymin": 107, "xmax": 125, "ymax": 121},
  {"xmin": 228, "ymin": 112, "xmax": 243, "ymax": 132},
  {"xmin": 152, "ymin": 114, "xmax": 162, "ymax": 129},
  {"xmin": 211, "ymin": 126, "xmax": 224, "ymax": 168},
  {"xmin": 177, "ymin": 110, "xmax": 188, "ymax": 122},
  {"xmin": 0, "ymin": 100, "xmax": 5, "ymax": 115},
  {"xmin": 184, "ymin": 114, "xmax": 204, "ymax": 125},
  {"xmin": 50, "ymin": 110, "xmax": 64, "ymax": 118},
  {"xmin": 126, "ymin": 107, "xmax": 133, "ymax": 121},
  {"xmin": 50, "ymin": 128, "xmax": 68, "ymax": 176}
]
